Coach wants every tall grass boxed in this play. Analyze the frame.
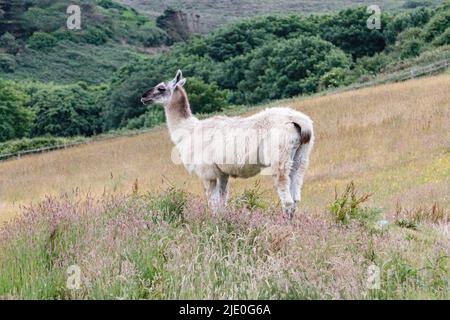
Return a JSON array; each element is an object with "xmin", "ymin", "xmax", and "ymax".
[{"xmin": 1, "ymin": 187, "xmax": 448, "ymax": 300}]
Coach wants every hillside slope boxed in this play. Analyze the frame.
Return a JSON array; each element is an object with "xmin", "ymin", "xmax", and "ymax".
[
  {"xmin": 115, "ymin": 0, "xmax": 443, "ymax": 33},
  {"xmin": 1, "ymin": 75, "xmax": 449, "ymax": 223}
]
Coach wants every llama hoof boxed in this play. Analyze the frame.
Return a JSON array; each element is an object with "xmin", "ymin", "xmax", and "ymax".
[{"xmin": 283, "ymin": 203, "xmax": 297, "ymax": 219}]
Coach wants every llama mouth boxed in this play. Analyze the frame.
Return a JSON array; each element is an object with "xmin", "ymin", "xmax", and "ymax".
[{"xmin": 141, "ymin": 97, "xmax": 154, "ymax": 105}]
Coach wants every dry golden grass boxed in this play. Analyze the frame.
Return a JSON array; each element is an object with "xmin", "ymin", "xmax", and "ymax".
[{"xmin": 1, "ymin": 75, "xmax": 449, "ymax": 223}]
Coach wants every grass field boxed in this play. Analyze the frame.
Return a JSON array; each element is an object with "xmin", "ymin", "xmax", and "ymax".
[{"xmin": 0, "ymin": 75, "xmax": 449, "ymax": 299}]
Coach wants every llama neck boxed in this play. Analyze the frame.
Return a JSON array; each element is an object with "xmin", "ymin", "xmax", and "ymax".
[{"xmin": 164, "ymin": 87, "xmax": 193, "ymax": 132}]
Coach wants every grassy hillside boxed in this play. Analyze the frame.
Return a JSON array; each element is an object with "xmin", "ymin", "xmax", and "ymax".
[
  {"xmin": 115, "ymin": 0, "xmax": 443, "ymax": 33},
  {"xmin": 0, "ymin": 75, "xmax": 449, "ymax": 299},
  {"xmin": 0, "ymin": 0, "xmax": 169, "ymax": 83},
  {"xmin": 1, "ymin": 74, "xmax": 449, "ymax": 222}
]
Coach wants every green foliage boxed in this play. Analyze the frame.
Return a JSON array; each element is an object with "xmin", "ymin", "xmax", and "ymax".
[
  {"xmin": 0, "ymin": 32, "xmax": 20, "ymax": 54},
  {"xmin": 232, "ymin": 180, "xmax": 268, "ymax": 211},
  {"xmin": 3, "ymin": 42, "xmax": 139, "ymax": 84},
  {"xmin": 319, "ymin": 67, "xmax": 351, "ymax": 89},
  {"xmin": 27, "ymin": 32, "xmax": 57, "ymax": 50},
  {"xmin": 319, "ymin": 7, "xmax": 389, "ymax": 58},
  {"xmin": 22, "ymin": 5, "xmax": 67, "ymax": 34},
  {"xmin": 0, "ymin": 136, "xmax": 86, "ymax": 156},
  {"xmin": 355, "ymin": 53, "xmax": 391, "ymax": 75},
  {"xmin": 184, "ymin": 77, "xmax": 229, "ymax": 113},
  {"xmin": 384, "ymin": 7, "xmax": 433, "ymax": 44},
  {"xmin": 0, "ymin": 79, "xmax": 34, "ymax": 142},
  {"xmin": 396, "ymin": 27, "xmax": 426, "ymax": 58},
  {"xmin": 224, "ymin": 36, "xmax": 351, "ymax": 104},
  {"xmin": 329, "ymin": 181, "xmax": 381, "ymax": 225},
  {"xmin": 83, "ymin": 27, "xmax": 109, "ymax": 45},
  {"xmin": 30, "ymin": 83, "xmax": 105, "ymax": 137},
  {"xmin": 0, "ymin": 54, "xmax": 17, "ymax": 73},
  {"xmin": 125, "ymin": 108, "xmax": 165, "ymax": 130},
  {"xmin": 147, "ymin": 188, "xmax": 188, "ymax": 224},
  {"xmin": 423, "ymin": 5, "xmax": 450, "ymax": 42}
]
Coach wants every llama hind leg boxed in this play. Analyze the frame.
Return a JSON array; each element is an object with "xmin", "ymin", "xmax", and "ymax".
[
  {"xmin": 271, "ymin": 156, "xmax": 295, "ymax": 218},
  {"xmin": 290, "ymin": 143, "xmax": 312, "ymax": 206}
]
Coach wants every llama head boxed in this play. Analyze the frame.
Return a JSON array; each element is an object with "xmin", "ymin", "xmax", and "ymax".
[{"xmin": 141, "ymin": 70, "xmax": 186, "ymax": 105}]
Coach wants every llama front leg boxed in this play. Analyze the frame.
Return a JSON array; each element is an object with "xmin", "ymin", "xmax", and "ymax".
[{"xmin": 202, "ymin": 179, "xmax": 221, "ymax": 215}]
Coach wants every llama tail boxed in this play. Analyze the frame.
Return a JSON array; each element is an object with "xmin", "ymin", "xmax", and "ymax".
[{"xmin": 292, "ymin": 119, "xmax": 314, "ymax": 145}]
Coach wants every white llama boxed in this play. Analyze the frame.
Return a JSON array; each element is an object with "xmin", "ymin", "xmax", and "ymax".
[{"xmin": 141, "ymin": 70, "xmax": 314, "ymax": 217}]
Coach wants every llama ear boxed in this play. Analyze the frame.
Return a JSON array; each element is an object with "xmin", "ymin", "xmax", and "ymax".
[
  {"xmin": 175, "ymin": 69, "xmax": 182, "ymax": 83},
  {"xmin": 177, "ymin": 78, "xmax": 186, "ymax": 87}
]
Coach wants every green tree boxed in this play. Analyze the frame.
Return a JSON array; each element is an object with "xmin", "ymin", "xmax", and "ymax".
[
  {"xmin": 224, "ymin": 36, "xmax": 351, "ymax": 104},
  {"xmin": 319, "ymin": 7, "xmax": 389, "ymax": 58},
  {"xmin": 0, "ymin": 32, "xmax": 20, "ymax": 54},
  {"xmin": 184, "ymin": 77, "xmax": 229, "ymax": 114},
  {"xmin": 423, "ymin": 5, "xmax": 450, "ymax": 42},
  {"xmin": 31, "ymin": 83, "xmax": 103, "ymax": 137},
  {"xmin": 28, "ymin": 32, "xmax": 57, "ymax": 50},
  {"xmin": 384, "ymin": 8, "xmax": 432, "ymax": 44},
  {"xmin": 0, "ymin": 80, "xmax": 33, "ymax": 142},
  {"xmin": 0, "ymin": 54, "xmax": 17, "ymax": 73}
]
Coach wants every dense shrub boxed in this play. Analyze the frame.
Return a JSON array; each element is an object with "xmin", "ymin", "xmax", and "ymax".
[
  {"xmin": 224, "ymin": 36, "xmax": 352, "ymax": 104},
  {"xmin": 125, "ymin": 109, "xmax": 165, "ymax": 130},
  {"xmin": 184, "ymin": 77, "xmax": 229, "ymax": 113},
  {"xmin": 0, "ymin": 32, "xmax": 20, "ymax": 54},
  {"xmin": 432, "ymin": 27, "xmax": 450, "ymax": 45},
  {"xmin": 0, "ymin": 80, "xmax": 33, "ymax": 142},
  {"xmin": 27, "ymin": 32, "xmax": 57, "ymax": 50},
  {"xmin": 0, "ymin": 54, "xmax": 17, "ymax": 73},
  {"xmin": 83, "ymin": 27, "xmax": 109, "ymax": 45},
  {"xmin": 384, "ymin": 7, "xmax": 433, "ymax": 44},
  {"xmin": 319, "ymin": 7, "xmax": 389, "ymax": 58},
  {"xmin": 319, "ymin": 67, "xmax": 351, "ymax": 89},
  {"xmin": 355, "ymin": 53, "xmax": 391, "ymax": 75},
  {"xmin": 30, "ymin": 83, "xmax": 104, "ymax": 137},
  {"xmin": 395, "ymin": 28, "xmax": 426, "ymax": 58},
  {"xmin": 423, "ymin": 6, "xmax": 450, "ymax": 42},
  {"xmin": 0, "ymin": 136, "xmax": 86, "ymax": 155}
]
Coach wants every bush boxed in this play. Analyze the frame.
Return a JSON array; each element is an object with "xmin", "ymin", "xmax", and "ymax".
[
  {"xmin": 27, "ymin": 32, "xmax": 57, "ymax": 50},
  {"xmin": 184, "ymin": 77, "xmax": 229, "ymax": 114},
  {"xmin": 125, "ymin": 109, "xmax": 165, "ymax": 130},
  {"xmin": 232, "ymin": 180, "xmax": 268, "ymax": 211},
  {"xmin": 83, "ymin": 27, "xmax": 108, "ymax": 45},
  {"xmin": 423, "ymin": 7, "xmax": 450, "ymax": 42},
  {"xmin": 432, "ymin": 27, "xmax": 450, "ymax": 46},
  {"xmin": 319, "ymin": 67, "xmax": 350, "ymax": 89},
  {"xmin": 329, "ymin": 181, "xmax": 381, "ymax": 226},
  {"xmin": 30, "ymin": 83, "xmax": 104, "ymax": 137},
  {"xmin": 0, "ymin": 136, "xmax": 86, "ymax": 156},
  {"xmin": 384, "ymin": 8, "xmax": 432, "ymax": 44},
  {"xmin": 147, "ymin": 188, "xmax": 188, "ymax": 224},
  {"xmin": 225, "ymin": 36, "xmax": 352, "ymax": 104},
  {"xmin": 0, "ymin": 32, "xmax": 20, "ymax": 54},
  {"xmin": 0, "ymin": 53, "xmax": 17, "ymax": 73},
  {"xmin": 0, "ymin": 79, "xmax": 33, "ymax": 142},
  {"xmin": 356, "ymin": 53, "xmax": 391, "ymax": 74},
  {"xmin": 319, "ymin": 7, "xmax": 389, "ymax": 58}
]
